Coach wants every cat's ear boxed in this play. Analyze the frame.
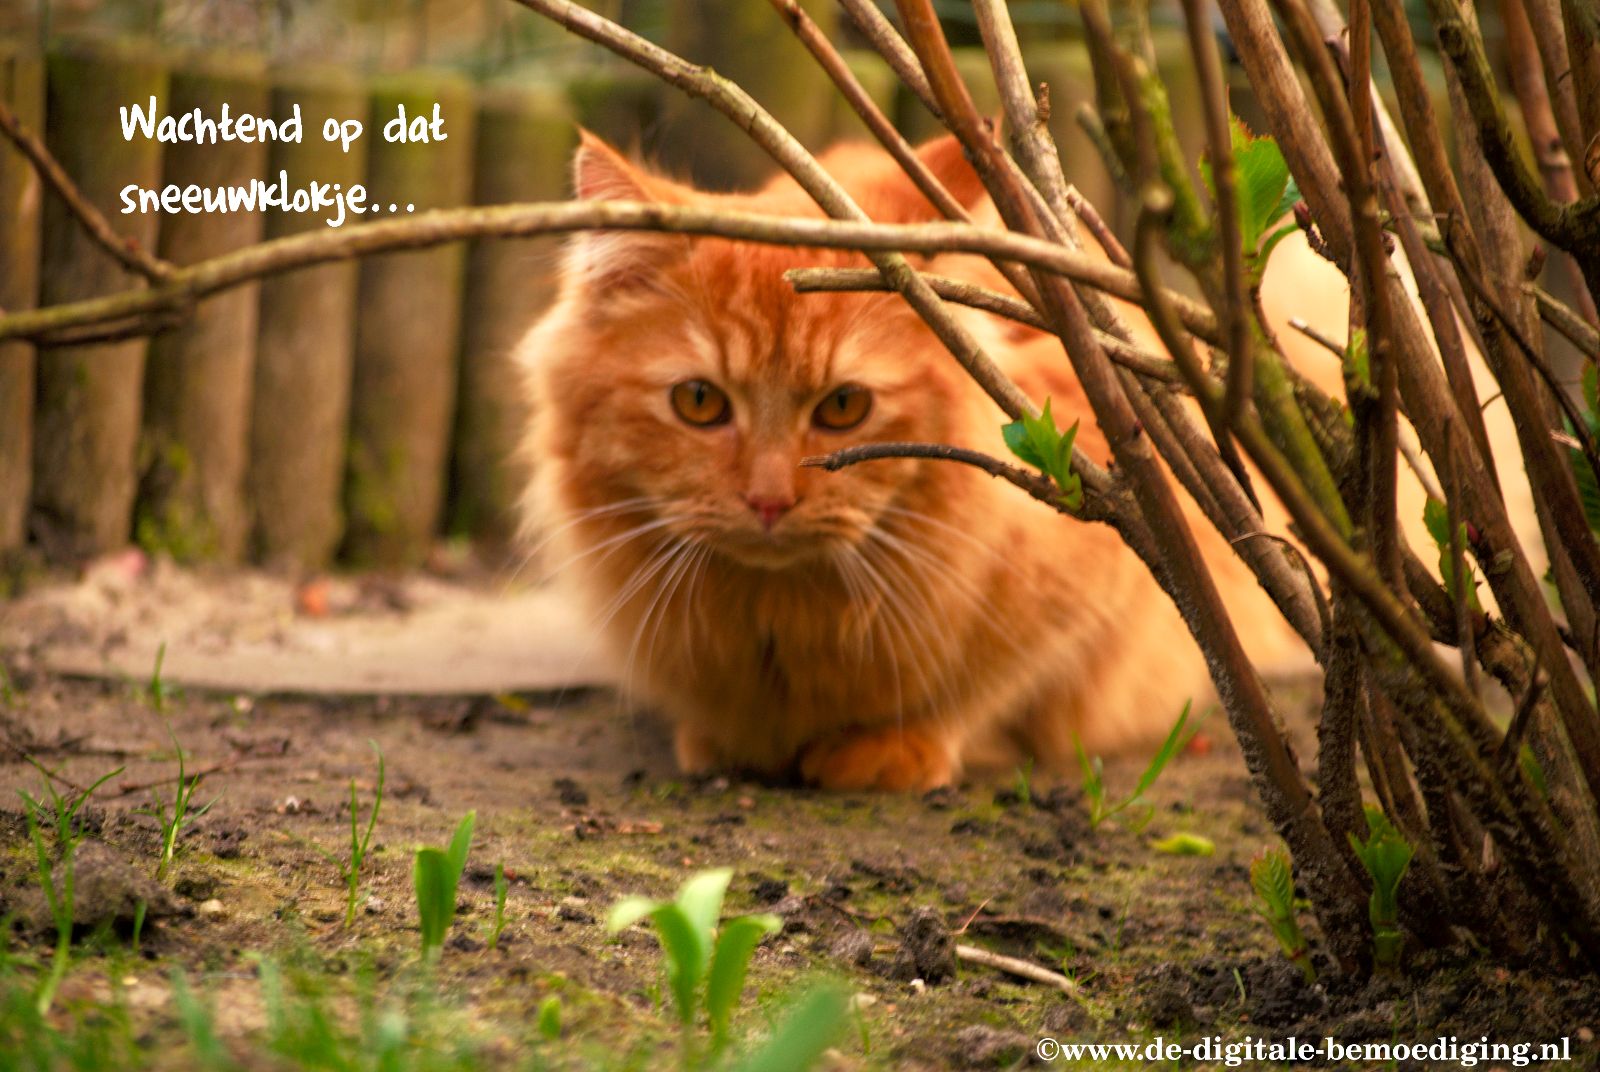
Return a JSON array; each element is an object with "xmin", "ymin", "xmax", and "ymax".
[
  {"xmin": 912, "ymin": 134, "xmax": 990, "ymax": 215},
  {"xmin": 568, "ymin": 131, "xmax": 692, "ymax": 291}
]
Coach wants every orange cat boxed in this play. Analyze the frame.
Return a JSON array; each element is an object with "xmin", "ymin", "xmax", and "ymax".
[{"xmin": 518, "ymin": 132, "xmax": 1315, "ymax": 790}]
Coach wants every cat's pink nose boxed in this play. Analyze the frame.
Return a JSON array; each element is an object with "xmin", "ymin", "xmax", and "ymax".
[{"xmin": 746, "ymin": 494, "xmax": 794, "ymax": 531}]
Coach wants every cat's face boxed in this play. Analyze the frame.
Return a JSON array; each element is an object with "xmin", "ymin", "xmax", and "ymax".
[{"xmin": 533, "ymin": 135, "xmax": 989, "ymax": 570}]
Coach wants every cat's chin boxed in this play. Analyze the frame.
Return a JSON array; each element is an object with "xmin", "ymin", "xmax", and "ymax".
[{"xmin": 707, "ymin": 533, "xmax": 838, "ymax": 571}]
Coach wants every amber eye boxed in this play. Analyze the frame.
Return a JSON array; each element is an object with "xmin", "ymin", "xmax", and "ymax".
[
  {"xmin": 670, "ymin": 379, "xmax": 731, "ymax": 427},
  {"xmin": 812, "ymin": 384, "xmax": 872, "ymax": 431}
]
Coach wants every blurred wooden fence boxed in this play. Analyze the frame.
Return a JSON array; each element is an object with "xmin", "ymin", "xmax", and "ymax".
[{"xmin": 0, "ymin": 22, "xmax": 1205, "ymax": 574}]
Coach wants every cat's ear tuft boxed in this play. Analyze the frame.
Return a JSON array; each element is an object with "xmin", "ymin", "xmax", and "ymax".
[
  {"xmin": 567, "ymin": 131, "xmax": 691, "ymax": 295},
  {"xmin": 914, "ymin": 134, "xmax": 989, "ymax": 213},
  {"xmin": 573, "ymin": 130, "xmax": 659, "ymax": 203}
]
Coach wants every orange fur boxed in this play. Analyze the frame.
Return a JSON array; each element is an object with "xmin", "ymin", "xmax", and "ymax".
[{"xmin": 518, "ymin": 133, "xmax": 1339, "ymax": 790}]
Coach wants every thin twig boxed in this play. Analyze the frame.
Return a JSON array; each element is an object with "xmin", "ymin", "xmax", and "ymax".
[
  {"xmin": 0, "ymin": 97, "xmax": 174, "ymax": 283},
  {"xmin": 1530, "ymin": 284, "xmax": 1600, "ymax": 358},
  {"xmin": 955, "ymin": 943, "xmax": 1079, "ymax": 993},
  {"xmin": 1065, "ymin": 185, "xmax": 1130, "ymax": 268},
  {"xmin": 799, "ymin": 441, "xmax": 1107, "ymax": 520},
  {"xmin": 1179, "ymin": 0, "xmax": 1252, "ymax": 430},
  {"xmin": 784, "ymin": 266, "xmax": 1184, "ymax": 384},
  {"xmin": 0, "ymin": 200, "xmax": 1214, "ymax": 347}
]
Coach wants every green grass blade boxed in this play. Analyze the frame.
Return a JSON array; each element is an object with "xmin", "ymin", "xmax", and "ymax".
[
  {"xmin": 1134, "ymin": 701, "xmax": 1190, "ymax": 799},
  {"xmin": 445, "ymin": 811, "xmax": 476, "ymax": 883},
  {"xmin": 706, "ymin": 913, "xmax": 781, "ymax": 1048}
]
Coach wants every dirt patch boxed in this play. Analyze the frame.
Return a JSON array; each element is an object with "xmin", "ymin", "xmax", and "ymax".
[{"xmin": 0, "ymin": 567, "xmax": 1597, "ymax": 1068}]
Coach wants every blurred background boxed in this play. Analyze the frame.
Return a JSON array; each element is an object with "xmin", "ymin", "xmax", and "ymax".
[{"xmin": 0, "ymin": 0, "xmax": 1566, "ymax": 587}]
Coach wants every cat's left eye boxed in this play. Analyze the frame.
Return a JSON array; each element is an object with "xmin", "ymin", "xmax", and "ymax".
[
  {"xmin": 670, "ymin": 379, "xmax": 732, "ymax": 427},
  {"xmin": 813, "ymin": 384, "xmax": 872, "ymax": 431}
]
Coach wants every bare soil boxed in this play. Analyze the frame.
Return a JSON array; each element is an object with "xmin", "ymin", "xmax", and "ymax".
[{"xmin": 0, "ymin": 562, "xmax": 1596, "ymax": 1069}]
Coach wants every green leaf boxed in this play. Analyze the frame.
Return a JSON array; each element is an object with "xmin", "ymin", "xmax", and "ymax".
[
  {"xmin": 1001, "ymin": 399, "xmax": 1083, "ymax": 510},
  {"xmin": 1002, "ymin": 418, "xmax": 1046, "ymax": 471},
  {"xmin": 1252, "ymin": 219, "xmax": 1301, "ymax": 283},
  {"xmin": 1422, "ymin": 498, "xmax": 1450, "ymax": 548},
  {"xmin": 606, "ymin": 895, "xmax": 663, "ymax": 934},
  {"xmin": 1134, "ymin": 700, "xmax": 1191, "ymax": 798},
  {"xmin": 706, "ymin": 913, "xmax": 782, "ymax": 1048},
  {"xmin": 445, "ymin": 811, "xmax": 475, "ymax": 885},
  {"xmin": 1202, "ymin": 116, "xmax": 1293, "ymax": 252},
  {"xmin": 1151, "ymin": 832, "xmax": 1214, "ymax": 856},
  {"xmin": 676, "ymin": 867, "xmax": 733, "ymax": 943},
  {"xmin": 647, "ymin": 903, "xmax": 708, "ymax": 1027},
  {"xmin": 1583, "ymin": 362, "xmax": 1597, "ymax": 419},
  {"xmin": 1250, "ymin": 849, "xmax": 1295, "ymax": 915},
  {"xmin": 536, "ymin": 995, "xmax": 562, "ymax": 1042},
  {"xmin": 1573, "ymin": 440, "xmax": 1600, "ymax": 535},
  {"xmin": 731, "ymin": 985, "xmax": 849, "ymax": 1072},
  {"xmin": 1345, "ymin": 327, "xmax": 1371, "ymax": 389},
  {"xmin": 413, "ymin": 848, "xmax": 453, "ymax": 952}
]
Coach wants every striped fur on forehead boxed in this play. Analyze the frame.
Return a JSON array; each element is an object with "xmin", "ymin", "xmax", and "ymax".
[{"xmin": 675, "ymin": 237, "xmax": 898, "ymax": 392}]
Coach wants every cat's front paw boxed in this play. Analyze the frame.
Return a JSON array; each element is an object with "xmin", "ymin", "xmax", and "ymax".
[{"xmin": 799, "ymin": 724, "xmax": 955, "ymax": 791}]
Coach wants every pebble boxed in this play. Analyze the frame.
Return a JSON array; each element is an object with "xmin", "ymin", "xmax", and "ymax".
[{"xmin": 198, "ymin": 899, "xmax": 225, "ymax": 918}]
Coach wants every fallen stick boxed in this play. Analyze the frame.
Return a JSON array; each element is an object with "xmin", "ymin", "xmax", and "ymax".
[{"xmin": 954, "ymin": 943, "xmax": 1079, "ymax": 993}]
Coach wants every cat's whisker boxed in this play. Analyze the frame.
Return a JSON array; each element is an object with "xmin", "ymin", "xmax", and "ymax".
[
  {"xmin": 609, "ymin": 540, "xmax": 696, "ymax": 704},
  {"xmin": 630, "ymin": 538, "xmax": 705, "ymax": 694},
  {"xmin": 586, "ymin": 536, "xmax": 691, "ymax": 649},
  {"xmin": 500, "ymin": 495, "xmax": 664, "ymax": 590},
  {"xmin": 863, "ymin": 527, "xmax": 1030, "ymax": 699},
  {"xmin": 855, "ymin": 540, "xmax": 967, "ymax": 714},
  {"xmin": 827, "ymin": 547, "xmax": 877, "ymax": 666},
  {"xmin": 535, "ymin": 514, "xmax": 684, "ymax": 584},
  {"xmin": 841, "ymin": 544, "xmax": 927, "ymax": 721}
]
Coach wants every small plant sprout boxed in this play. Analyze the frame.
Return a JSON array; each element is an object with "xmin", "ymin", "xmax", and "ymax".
[
  {"xmin": 1001, "ymin": 397, "xmax": 1084, "ymax": 511},
  {"xmin": 487, "ymin": 862, "xmax": 509, "ymax": 951},
  {"xmin": 1012, "ymin": 757, "xmax": 1034, "ymax": 806},
  {"xmin": 1074, "ymin": 701, "xmax": 1194, "ymax": 831},
  {"xmin": 139, "ymin": 726, "xmax": 219, "ymax": 881},
  {"xmin": 1151, "ymin": 832, "xmax": 1215, "ymax": 856},
  {"xmin": 413, "ymin": 811, "xmax": 475, "ymax": 959},
  {"xmin": 607, "ymin": 867, "xmax": 781, "ymax": 1060},
  {"xmin": 19, "ymin": 761, "xmax": 123, "ymax": 1014},
  {"xmin": 145, "ymin": 641, "xmax": 178, "ymax": 713},
  {"xmin": 1250, "ymin": 847, "xmax": 1315, "ymax": 984},
  {"xmin": 322, "ymin": 742, "xmax": 384, "ymax": 929},
  {"xmin": 1348, "ymin": 807, "xmax": 1414, "ymax": 973},
  {"xmin": 536, "ymin": 994, "xmax": 561, "ymax": 1042}
]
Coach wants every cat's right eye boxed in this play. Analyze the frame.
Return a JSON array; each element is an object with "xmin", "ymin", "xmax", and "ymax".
[{"xmin": 670, "ymin": 379, "xmax": 732, "ymax": 427}]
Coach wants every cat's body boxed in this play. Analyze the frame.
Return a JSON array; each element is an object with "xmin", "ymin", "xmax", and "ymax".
[{"xmin": 519, "ymin": 133, "xmax": 1334, "ymax": 790}]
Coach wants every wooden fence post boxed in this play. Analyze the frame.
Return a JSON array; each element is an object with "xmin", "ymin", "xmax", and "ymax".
[
  {"xmin": 342, "ymin": 71, "xmax": 475, "ymax": 569},
  {"xmin": 136, "ymin": 54, "xmax": 268, "ymax": 563},
  {"xmin": 449, "ymin": 84, "xmax": 573, "ymax": 550},
  {"xmin": 0, "ymin": 46, "xmax": 43, "ymax": 557},
  {"xmin": 31, "ymin": 41, "xmax": 165, "ymax": 561},
  {"xmin": 660, "ymin": 0, "xmax": 838, "ymax": 188},
  {"xmin": 249, "ymin": 68, "xmax": 369, "ymax": 571}
]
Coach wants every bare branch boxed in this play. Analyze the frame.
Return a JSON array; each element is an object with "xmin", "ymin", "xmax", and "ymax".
[
  {"xmin": 0, "ymin": 96, "xmax": 174, "ymax": 284},
  {"xmin": 1179, "ymin": 0, "xmax": 1252, "ymax": 429},
  {"xmin": 0, "ymin": 200, "xmax": 1205, "ymax": 346}
]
